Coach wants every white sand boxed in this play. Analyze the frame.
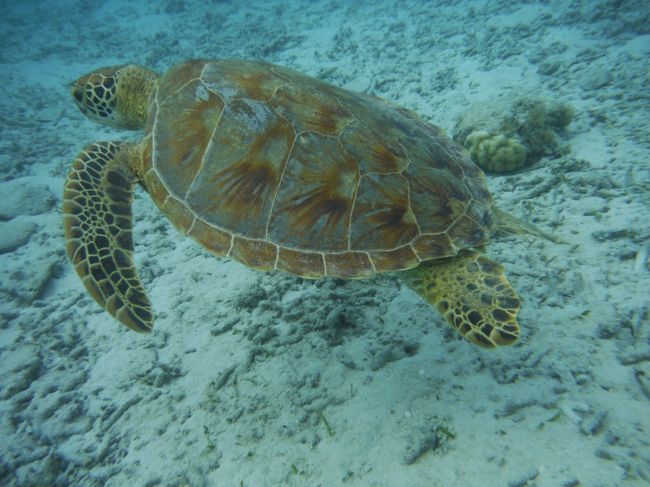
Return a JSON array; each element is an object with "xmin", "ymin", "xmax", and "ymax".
[{"xmin": 1, "ymin": 0, "xmax": 649, "ymax": 486}]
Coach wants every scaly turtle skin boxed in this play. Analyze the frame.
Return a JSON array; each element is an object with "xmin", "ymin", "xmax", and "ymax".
[{"xmin": 64, "ymin": 59, "xmax": 527, "ymax": 348}]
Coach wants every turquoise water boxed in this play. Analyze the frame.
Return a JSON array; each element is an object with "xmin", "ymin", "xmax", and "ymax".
[{"xmin": 1, "ymin": 1, "xmax": 649, "ymax": 486}]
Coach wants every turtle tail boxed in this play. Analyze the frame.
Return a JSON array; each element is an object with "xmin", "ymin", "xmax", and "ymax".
[{"xmin": 63, "ymin": 141, "xmax": 154, "ymax": 332}]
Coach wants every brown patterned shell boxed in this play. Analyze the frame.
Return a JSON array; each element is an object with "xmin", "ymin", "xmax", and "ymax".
[{"xmin": 141, "ymin": 60, "xmax": 493, "ymax": 279}]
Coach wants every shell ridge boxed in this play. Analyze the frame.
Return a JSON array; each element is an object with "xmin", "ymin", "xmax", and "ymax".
[
  {"xmin": 183, "ymin": 80, "xmax": 226, "ymax": 202},
  {"xmin": 346, "ymin": 169, "xmax": 362, "ymax": 251},
  {"xmin": 402, "ymin": 171, "xmax": 422, "ymax": 237},
  {"xmin": 264, "ymin": 111, "xmax": 298, "ymax": 240}
]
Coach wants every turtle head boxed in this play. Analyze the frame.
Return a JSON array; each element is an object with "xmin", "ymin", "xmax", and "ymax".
[{"xmin": 71, "ymin": 64, "xmax": 158, "ymax": 130}]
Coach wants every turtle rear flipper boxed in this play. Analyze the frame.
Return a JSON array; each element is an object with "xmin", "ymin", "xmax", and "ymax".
[
  {"xmin": 493, "ymin": 207, "xmax": 565, "ymax": 244},
  {"xmin": 400, "ymin": 251, "xmax": 521, "ymax": 349},
  {"xmin": 63, "ymin": 141, "xmax": 153, "ymax": 332}
]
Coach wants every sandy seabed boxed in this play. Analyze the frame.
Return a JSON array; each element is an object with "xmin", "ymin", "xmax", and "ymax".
[{"xmin": 1, "ymin": 1, "xmax": 649, "ymax": 486}]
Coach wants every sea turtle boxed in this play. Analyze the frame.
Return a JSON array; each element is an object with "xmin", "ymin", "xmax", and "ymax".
[{"xmin": 64, "ymin": 59, "xmax": 542, "ymax": 349}]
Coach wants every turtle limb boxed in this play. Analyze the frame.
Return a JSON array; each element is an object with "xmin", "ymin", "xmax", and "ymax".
[
  {"xmin": 400, "ymin": 250, "xmax": 520, "ymax": 349},
  {"xmin": 63, "ymin": 141, "xmax": 153, "ymax": 332},
  {"xmin": 493, "ymin": 207, "xmax": 565, "ymax": 244}
]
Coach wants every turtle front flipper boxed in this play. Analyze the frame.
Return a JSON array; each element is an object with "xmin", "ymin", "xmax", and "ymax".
[
  {"xmin": 63, "ymin": 141, "xmax": 153, "ymax": 332},
  {"xmin": 400, "ymin": 251, "xmax": 521, "ymax": 349}
]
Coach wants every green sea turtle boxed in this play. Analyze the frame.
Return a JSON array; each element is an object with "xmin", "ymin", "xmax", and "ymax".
[{"xmin": 64, "ymin": 59, "xmax": 545, "ymax": 349}]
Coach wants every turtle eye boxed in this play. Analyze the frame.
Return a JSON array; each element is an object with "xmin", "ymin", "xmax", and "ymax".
[{"xmin": 72, "ymin": 87, "xmax": 84, "ymax": 104}]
